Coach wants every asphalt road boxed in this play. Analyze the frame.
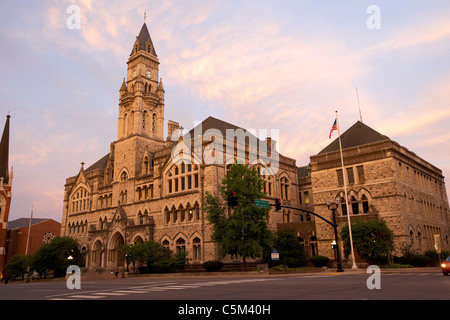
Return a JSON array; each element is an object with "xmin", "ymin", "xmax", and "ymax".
[{"xmin": 0, "ymin": 269, "xmax": 448, "ymax": 301}]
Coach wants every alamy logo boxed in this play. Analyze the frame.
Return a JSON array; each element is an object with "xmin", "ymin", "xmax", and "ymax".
[
  {"xmin": 66, "ymin": 265, "xmax": 81, "ymax": 290},
  {"xmin": 170, "ymin": 121, "xmax": 280, "ymax": 175},
  {"xmin": 366, "ymin": 5, "xmax": 381, "ymax": 30},
  {"xmin": 366, "ymin": 265, "xmax": 381, "ymax": 290},
  {"xmin": 66, "ymin": 5, "xmax": 81, "ymax": 30}
]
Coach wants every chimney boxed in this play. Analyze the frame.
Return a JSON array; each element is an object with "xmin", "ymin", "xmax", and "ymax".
[
  {"xmin": 265, "ymin": 137, "xmax": 276, "ymax": 150},
  {"xmin": 167, "ymin": 120, "xmax": 180, "ymax": 141}
]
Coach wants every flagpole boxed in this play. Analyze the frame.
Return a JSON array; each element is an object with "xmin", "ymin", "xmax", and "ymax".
[{"xmin": 335, "ymin": 111, "xmax": 358, "ymax": 270}]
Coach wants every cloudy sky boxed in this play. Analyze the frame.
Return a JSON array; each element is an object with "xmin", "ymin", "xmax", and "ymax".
[{"xmin": 1, "ymin": 0, "xmax": 450, "ymax": 222}]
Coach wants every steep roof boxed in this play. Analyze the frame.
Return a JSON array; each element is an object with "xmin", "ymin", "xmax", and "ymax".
[
  {"xmin": 186, "ymin": 116, "xmax": 264, "ymax": 147},
  {"xmin": 187, "ymin": 116, "xmax": 243, "ymax": 138},
  {"xmin": 85, "ymin": 153, "xmax": 110, "ymax": 172},
  {"xmin": 131, "ymin": 23, "xmax": 157, "ymax": 56},
  {"xmin": 318, "ymin": 121, "xmax": 389, "ymax": 155},
  {"xmin": 0, "ymin": 114, "xmax": 10, "ymax": 184}
]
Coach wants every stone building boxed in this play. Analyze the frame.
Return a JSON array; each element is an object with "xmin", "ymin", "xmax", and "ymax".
[
  {"xmin": 0, "ymin": 115, "xmax": 12, "ymax": 279},
  {"xmin": 298, "ymin": 121, "xmax": 450, "ymax": 260},
  {"xmin": 61, "ymin": 23, "xmax": 300, "ymax": 271},
  {"xmin": 61, "ymin": 22, "xmax": 450, "ymax": 269}
]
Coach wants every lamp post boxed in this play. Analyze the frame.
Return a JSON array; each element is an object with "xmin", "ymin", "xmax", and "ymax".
[{"xmin": 327, "ymin": 199, "xmax": 344, "ymax": 272}]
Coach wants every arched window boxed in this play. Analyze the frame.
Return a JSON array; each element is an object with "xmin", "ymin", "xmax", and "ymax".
[
  {"xmin": 152, "ymin": 113, "xmax": 157, "ymax": 133},
  {"xmin": 176, "ymin": 238, "xmax": 186, "ymax": 253},
  {"xmin": 340, "ymin": 197, "xmax": 347, "ymax": 216},
  {"xmin": 193, "ymin": 237, "xmax": 201, "ymax": 261},
  {"xmin": 143, "ymin": 110, "xmax": 148, "ymax": 130},
  {"xmin": 351, "ymin": 196, "xmax": 359, "ymax": 215},
  {"xmin": 130, "ymin": 111, "xmax": 135, "ymax": 133},
  {"xmin": 143, "ymin": 156, "xmax": 149, "ymax": 175},
  {"xmin": 361, "ymin": 195, "xmax": 369, "ymax": 213},
  {"xmin": 164, "ymin": 207, "xmax": 171, "ymax": 224},
  {"xmin": 71, "ymin": 187, "xmax": 90, "ymax": 214},
  {"xmin": 120, "ymin": 190, "xmax": 127, "ymax": 204},
  {"xmin": 121, "ymin": 171, "xmax": 128, "ymax": 182},
  {"xmin": 280, "ymin": 177, "xmax": 289, "ymax": 200},
  {"xmin": 123, "ymin": 113, "xmax": 128, "ymax": 136}
]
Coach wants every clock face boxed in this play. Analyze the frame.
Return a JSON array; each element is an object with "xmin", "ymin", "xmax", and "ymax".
[
  {"xmin": 132, "ymin": 70, "xmax": 137, "ymax": 78},
  {"xmin": 146, "ymin": 70, "xmax": 152, "ymax": 79}
]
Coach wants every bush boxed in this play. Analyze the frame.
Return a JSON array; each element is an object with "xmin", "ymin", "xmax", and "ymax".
[
  {"xmin": 271, "ymin": 264, "xmax": 289, "ymax": 272},
  {"xmin": 310, "ymin": 255, "xmax": 330, "ymax": 267},
  {"xmin": 203, "ymin": 261, "xmax": 224, "ymax": 272},
  {"xmin": 424, "ymin": 250, "xmax": 450, "ymax": 266},
  {"xmin": 122, "ymin": 241, "xmax": 188, "ymax": 274},
  {"xmin": 410, "ymin": 254, "xmax": 432, "ymax": 267},
  {"xmin": 264, "ymin": 229, "xmax": 307, "ymax": 268}
]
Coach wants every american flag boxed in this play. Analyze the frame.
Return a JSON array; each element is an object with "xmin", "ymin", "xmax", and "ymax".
[{"xmin": 329, "ymin": 119, "xmax": 337, "ymax": 139}]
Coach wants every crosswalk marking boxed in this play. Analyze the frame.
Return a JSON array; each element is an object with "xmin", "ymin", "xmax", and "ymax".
[
  {"xmin": 113, "ymin": 290, "xmax": 149, "ymax": 294},
  {"xmin": 92, "ymin": 292, "xmax": 126, "ymax": 296},
  {"xmin": 45, "ymin": 277, "xmax": 284, "ymax": 300},
  {"xmin": 67, "ymin": 295, "xmax": 105, "ymax": 299}
]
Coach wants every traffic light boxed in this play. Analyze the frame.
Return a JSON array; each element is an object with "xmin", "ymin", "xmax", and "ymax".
[
  {"xmin": 228, "ymin": 191, "xmax": 238, "ymax": 207},
  {"xmin": 275, "ymin": 198, "xmax": 281, "ymax": 211}
]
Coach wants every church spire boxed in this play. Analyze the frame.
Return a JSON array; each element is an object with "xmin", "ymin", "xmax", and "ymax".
[
  {"xmin": 0, "ymin": 114, "xmax": 10, "ymax": 184},
  {"xmin": 130, "ymin": 23, "xmax": 157, "ymax": 57}
]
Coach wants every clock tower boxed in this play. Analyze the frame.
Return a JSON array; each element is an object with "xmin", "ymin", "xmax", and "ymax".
[
  {"xmin": 117, "ymin": 22, "xmax": 165, "ymax": 141},
  {"xmin": 114, "ymin": 23, "xmax": 166, "ymax": 182}
]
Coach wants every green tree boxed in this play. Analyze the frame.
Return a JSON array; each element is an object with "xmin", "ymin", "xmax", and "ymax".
[
  {"xmin": 119, "ymin": 243, "xmax": 145, "ymax": 272},
  {"xmin": 120, "ymin": 240, "xmax": 188, "ymax": 273},
  {"xmin": 204, "ymin": 163, "xmax": 273, "ymax": 269},
  {"xmin": 32, "ymin": 237, "xmax": 83, "ymax": 278},
  {"xmin": 273, "ymin": 229, "xmax": 307, "ymax": 267},
  {"xmin": 340, "ymin": 219, "xmax": 394, "ymax": 264},
  {"xmin": 3, "ymin": 255, "xmax": 31, "ymax": 280}
]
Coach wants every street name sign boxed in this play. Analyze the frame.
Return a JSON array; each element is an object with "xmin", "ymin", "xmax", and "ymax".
[{"xmin": 254, "ymin": 199, "xmax": 270, "ymax": 208}]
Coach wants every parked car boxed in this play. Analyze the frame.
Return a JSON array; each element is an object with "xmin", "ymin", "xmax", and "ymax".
[{"xmin": 441, "ymin": 256, "xmax": 450, "ymax": 276}]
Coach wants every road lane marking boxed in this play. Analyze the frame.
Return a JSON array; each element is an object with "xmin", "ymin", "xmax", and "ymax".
[
  {"xmin": 92, "ymin": 292, "xmax": 126, "ymax": 296},
  {"xmin": 67, "ymin": 295, "xmax": 105, "ymax": 299},
  {"xmin": 113, "ymin": 290, "xmax": 149, "ymax": 294}
]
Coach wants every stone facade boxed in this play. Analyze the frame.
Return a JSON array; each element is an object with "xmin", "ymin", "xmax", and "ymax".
[
  {"xmin": 302, "ymin": 121, "xmax": 450, "ymax": 260},
  {"xmin": 61, "ymin": 23, "xmax": 300, "ymax": 271},
  {"xmin": 61, "ymin": 23, "xmax": 450, "ymax": 270}
]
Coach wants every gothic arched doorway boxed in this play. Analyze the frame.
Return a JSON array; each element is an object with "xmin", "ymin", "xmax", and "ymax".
[
  {"xmin": 109, "ymin": 232, "xmax": 125, "ymax": 268},
  {"xmin": 92, "ymin": 240, "xmax": 104, "ymax": 269}
]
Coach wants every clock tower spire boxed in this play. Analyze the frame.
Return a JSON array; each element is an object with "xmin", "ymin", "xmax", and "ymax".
[
  {"xmin": 117, "ymin": 22, "xmax": 164, "ymax": 142},
  {"xmin": 114, "ymin": 22, "xmax": 166, "ymax": 182}
]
